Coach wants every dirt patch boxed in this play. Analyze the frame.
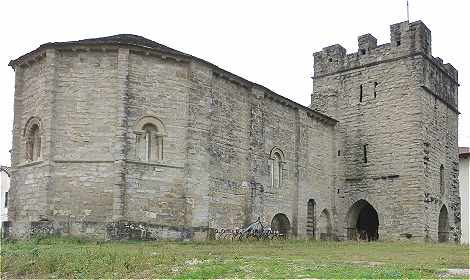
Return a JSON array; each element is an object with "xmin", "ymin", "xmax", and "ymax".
[{"xmin": 437, "ymin": 268, "xmax": 470, "ymax": 278}]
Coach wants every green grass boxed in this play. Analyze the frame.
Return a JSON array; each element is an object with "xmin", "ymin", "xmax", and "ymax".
[{"xmin": 1, "ymin": 237, "xmax": 468, "ymax": 279}]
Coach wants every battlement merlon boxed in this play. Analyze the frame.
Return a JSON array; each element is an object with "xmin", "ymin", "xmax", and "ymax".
[
  {"xmin": 358, "ymin": 34, "xmax": 377, "ymax": 55},
  {"xmin": 313, "ymin": 20, "xmax": 458, "ymax": 82}
]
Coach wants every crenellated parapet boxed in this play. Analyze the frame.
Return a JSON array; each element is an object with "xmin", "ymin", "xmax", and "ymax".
[{"xmin": 313, "ymin": 21, "xmax": 458, "ymax": 85}]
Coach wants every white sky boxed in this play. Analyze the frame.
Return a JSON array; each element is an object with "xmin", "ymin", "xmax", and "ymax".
[{"xmin": 0, "ymin": 0, "xmax": 469, "ymax": 166}]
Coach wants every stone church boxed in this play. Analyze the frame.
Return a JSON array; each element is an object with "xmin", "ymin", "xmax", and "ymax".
[{"xmin": 6, "ymin": 20, "xmax": 461, "ymax": 242}]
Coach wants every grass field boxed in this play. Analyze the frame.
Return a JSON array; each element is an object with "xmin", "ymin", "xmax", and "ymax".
[{"xmin": 1, "ymin": 237, "xmax": 469, "ymax": 279}]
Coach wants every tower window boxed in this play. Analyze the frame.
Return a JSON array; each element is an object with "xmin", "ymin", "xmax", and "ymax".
[
  {"xmin": 374, "ymin": 82, "xmax": 378, "ymax": 98},
  {"xmin": 360, "ymin": 49, "xmax": 366, "ymax": 55},
  {"xmin": 359, "ymin": 84, "xmax": 363, "ymax": 102},
  {"xmin": 363, "ymin": 144, "xmax": 368, "ymax": 163},
  {"xmin": 337, "ymin": 150, "xmax": 341, "ymax": 156},
  {"xmin": 4, "ymin": 191, "xmax": 8, "ymax": 208},
  {"xmin": 396, "ymin": 40, "xmax": 401, "ymax": 46}
]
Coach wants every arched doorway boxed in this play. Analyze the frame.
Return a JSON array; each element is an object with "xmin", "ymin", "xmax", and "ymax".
[
  {"xmin": 346, "ymin": 200, "xmax": 379, "ymax": 241},
  {"xmin": 319, "ymin": 209, "xmax": 333, "ymax": 240},
  {"xmin": 306, "ymin": 199, "xmax": 316, "ymax": 238},
  {"xmin": 271, "ymin": 213, "xmax": 290, "ymax": 237},
  {"xmin": 438, "ymin": 205, "xmax": 449, "ymax": 242}
]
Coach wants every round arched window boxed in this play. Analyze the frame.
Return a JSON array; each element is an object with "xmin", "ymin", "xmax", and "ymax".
[{"xmin": 24, "ymin": 117, "xmax": 42, "ymax": 162}]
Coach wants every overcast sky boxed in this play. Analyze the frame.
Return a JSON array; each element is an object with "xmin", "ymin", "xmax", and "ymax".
[{"xmin": 0, "ymin": 0, "xmax": 468, "ymax": 166}]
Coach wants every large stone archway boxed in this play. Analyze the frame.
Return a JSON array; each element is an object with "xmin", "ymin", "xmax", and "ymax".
[
  {"xmin": 346, "ymin": 199, "xmax": 379, "ymax": 241},
  {"xmin": 271, "ymin": 213, "xmax": 290, "ymax": 237},
  {"xmin": 438, "ymin": 205, "xmax": 449, "ymax": 242}
]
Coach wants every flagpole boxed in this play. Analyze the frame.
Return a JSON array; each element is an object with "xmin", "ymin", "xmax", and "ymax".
[{"xmin": 407, "ymin": 0, "xmax": 410, "ymax": 22}]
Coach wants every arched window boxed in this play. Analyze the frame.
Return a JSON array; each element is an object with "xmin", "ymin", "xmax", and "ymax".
[
  {"xmin": 438, "ymin": 205, "xmax": 449, "ymax": 242},
  {"xmin": 269, "ymin": 147, "xmax": 285, "ymax": 188},
  {"xmin": 134, "ymin": 116, "xmax": 166, "ymax": 161},
  {"xmin": 24, "ymin": 117, "xmax": 42, "ymax": 162},
  {"xmin": 439, "ymin": 164, "xmax": 445, "ymax": 195},
  {"xmin": 272, "ymin": 152, "xmax": 281, "ymax": 187},
  {"xmin": 143, "ymin": 124, "xmax": 158, "ymax": 161},
  {"xmin": 306, "ymin": 199, "xmax": 316, "ymax": 238}
]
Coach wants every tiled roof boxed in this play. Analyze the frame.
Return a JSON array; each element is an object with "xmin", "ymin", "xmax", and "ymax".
[
  {"xmin": 50, "ymin": 34, "xmax": 189, "ymax": 57},
  {"xmin": 9, "ymin": 34, "xmax": 191, "ymax": 67}
]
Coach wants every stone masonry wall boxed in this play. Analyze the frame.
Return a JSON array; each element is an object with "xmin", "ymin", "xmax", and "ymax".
[
  {"xmin": 125, "ymin": 52, "xmax": 189, "ymax": 228},
  {"xmin": 188, "ymin": 62, "xmax": 337, "ymax": 238},
  {"xmin": 416, "ymin": 56, "xmax": 459, "ymax": 242},
  {"xmin": 50, "ymin": 50, "xmax": 118, "ymax": 229},
  {"xmin": 417, "ymin": 61, "xmax": 460, "ymax": 241}
]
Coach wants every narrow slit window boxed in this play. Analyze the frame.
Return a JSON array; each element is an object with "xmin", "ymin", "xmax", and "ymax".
[
  {"xmin": 440, "ymin": 164, "xmax": 445, "ymax": 194},
  {"xmin": 359, "ymin": 84, "xmax": 363, "ymax": 102},
  {"xmin": 363, "ymin": 144, "xmax": 368, "ymax": 163},
  {"xmin": 4, "ymin": 191, "xmax": 7, "ymax": 208}
]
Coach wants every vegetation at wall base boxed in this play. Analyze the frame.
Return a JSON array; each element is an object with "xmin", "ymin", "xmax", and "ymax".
[{"xmin": 1, "ymin": 236, "xmax": 469, "ymax": 279}]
